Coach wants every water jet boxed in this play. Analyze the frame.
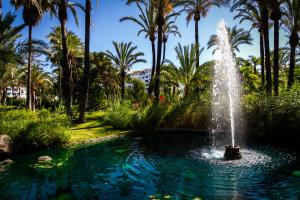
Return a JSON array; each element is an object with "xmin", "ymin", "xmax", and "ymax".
[{"xmin": 212, "ymin": 20, "xmax": 242, "ymax": 160}]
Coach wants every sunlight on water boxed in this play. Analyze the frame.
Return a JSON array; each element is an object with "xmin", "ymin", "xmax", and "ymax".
[{"xmin": 212, "ymin": 20, "xmax": 241, "ymax": 146}]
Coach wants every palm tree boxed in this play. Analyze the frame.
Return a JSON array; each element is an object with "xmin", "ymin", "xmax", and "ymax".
[
  {"xmin": 0, "ymin": 12, "xmax": 25, "ymax": 64},
  {"xmin": 11, "ymin": 0, "xmax": 47, "ymax": 110},
  {"xmin": 47, "ymin": 26, "xmax": 84, "ymax": 104},
  {"xmin": 162, "ymin": 13, "xmax": 181, "ymax": 61},
  {"xmin": 207, "ymin": 25, "xmax": 253, "ymax": 56},
  {"xmin": 281, "ymin": 0, "xmax": 300, "ymax": 88},
  {"xmin": 121, "ymin": 1, "xmax": 157, "ymax": 96},
  {"xmin": 79, "ymin": 0, "xmax": 92, "ymax": 122},
  {"xmin": 270, "ymin": 0, "xmax": 285, "ymax": 95},
  {"xmin": 49, "ymin": 0, "xmax": 83, "ymax": 116},
  {"xmin": 162, "ymin": 43, "xmax": 200, "ymax": 98},
  {"xmin": 30, "ymin": 65, "xmax": 53, "ymax": 110},
  {"xmin": 248, "ymin": 55, "xmax": 260, "ymax": 74},
  {"xmin": 0, "ymin": 0, "xmax": 2, "ymax": 15},
  {"xmin": 128, "ymin": 0, "xmax": 180, "ymax": 100},
  {"xmin": 233, "ymin": 0, "xmax": 272, "ymax": 94},
  {"xmin": 105, "ymin": 42, "xmax": 146, "ymax": 99},
  {"xmin": 179, "ymin": 0, "xmax": 229, "ymax": 68},
  {"xmin": 234, "ymin": 1, "xmax": 266, "ymax": 86}
]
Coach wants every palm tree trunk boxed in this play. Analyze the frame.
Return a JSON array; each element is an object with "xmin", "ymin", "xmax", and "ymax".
[
  {"xmin": 148, "ymin": 39, "xmax": 156, "ymax": 96},
  {"xmin": 59, "ymin": 65, "xmax": 62, "ymax": 103},
  {"xmin": 273, "ymin": 11, "xmax": 280, "ymax": 96},
  {"xmin": 261, "ymin": 2, "xmax": 272, "ymax": 94},
  {"xmin": 32, "ymin": 88, "xmax": 35, "ymax": 111},
  {"xmin": 79, "ymin": 0, "xmax": 91, "ymax": 123},
  {"xmin": 1, "ymin": 87, "xmax": 6, "ymax": 105},
  {"xmin": 121, "ymin": 70, "xmax": 126, "ymax": 99},
  {"xmin": 60, "ymin": 18, "xmax": 73, "ymax": 116},
  {"xmin": 288, "ymin": 32, "xmax": 299, "ymax": 88},
  {"xmin": 27, "ymin": 24, "xmax": 32, "ymax": 110},
  {"xmin": 195, "ymin": 19, "xmax": 200, "ymax": 68},
  {"xmin": 0, "ymin": 0, "xmax": 2, "ymax": 15},
  {"xmin": 154, "ymin": 7, "xmax": 164, "ymax": 101},
  {"xmin": 163, "ymin": 40, "xmax": 166, "ymax": 61},
  {"xmin": 259, "ymin": 31, "xmax": 265, "ymax": 86}
]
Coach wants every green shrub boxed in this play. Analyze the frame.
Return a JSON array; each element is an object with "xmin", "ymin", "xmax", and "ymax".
[
  {"xmin": 0, "ymin": 109, "xmax": 69, "ymax": 153},
  {"xmin": 244, "ymin": 86, "xmax": 300, "ymax": 142},
  {"xmin": 104, "ymin": 101, "xmax": 137, "ymax": 130}
]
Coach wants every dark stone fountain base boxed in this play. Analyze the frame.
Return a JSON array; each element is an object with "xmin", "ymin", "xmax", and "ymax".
[{"xmin": 224, "ymin": 145, "xmax": 242, "ymax": 160}]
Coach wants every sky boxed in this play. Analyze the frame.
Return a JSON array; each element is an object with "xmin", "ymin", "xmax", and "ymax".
[{"xmin": 2, "ymin": 0, "xmax": 289, "ymax": 72}]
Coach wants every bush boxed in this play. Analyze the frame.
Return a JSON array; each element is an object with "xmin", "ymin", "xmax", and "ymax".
[
  {"xmin": 104, "ymin": 101, "xmax": 138, "ymax": 130},
  {"xmin": 0, "ymin": 109, "xmax": 69, "ymax": 153},
  {"xmin": 244, "ymin": 86, "xmax": 300, "ymax": 144}
]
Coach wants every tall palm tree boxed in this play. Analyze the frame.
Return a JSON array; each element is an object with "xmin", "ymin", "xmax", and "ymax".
[
  {"xmin": 121, "ymin": 1, "xmax": 157, "ymax": 96},
  {"xmin": 270, "ymin": 0, "xmax": 284, "ymax": 95},
  {"xmin": 47, "ymin": 26, "xmax": 84, "ymax": 104},
  {"xmin": 207, "ymin": 25, "xmax": 253, "ymax": 56},
  {"xmin": 128, "ymin": 0, "xmax": 180, "ymax": 100},
  {"xmin": 49, "ymin": 0, "xmax": 83, "ymax": 116},
  {"xmin": 79, "ymin": 0, "xmax": 92, "ymax": 123},
  {"xmin": 234, "ymin": 1, "xmax": 266, "ymax": 86},
  {"xmin": 233, "ymin": 0, "xmax": 272, "ymax": 94},
  {"xmin": 11, "ymin": 0, "xmax": 47, "ymax": 110},
  {"xmin": 179, "ymin": 0, "xmax": 230, "ymax": 68},
  {"xmin": 105, "ymin": 42, "xmax": 146, "ymax": 99},
  {"xmin": 282, "ymin": 0, "xmax": 300, "ymax": 88},
  {"xmin": 162, "ymin": 13, "xmax": 181, "ymax": 61}
]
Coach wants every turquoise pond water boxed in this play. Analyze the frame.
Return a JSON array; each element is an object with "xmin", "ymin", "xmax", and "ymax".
[{"xmin": 0, "ymin": 134, "xmax": 300, "ymax": 200}]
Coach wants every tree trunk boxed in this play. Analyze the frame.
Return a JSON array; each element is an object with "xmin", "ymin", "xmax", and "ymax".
[
  {"xmin": 195, "ymin": 18, "xmax": 200, "ymax": 68},
  {"xmin": 148, "ymin": 39, "xmax": 156, "ymax": 96},
  {"xmin": 0, "ymin": 0, "xmax": 2, "ymax": 15},
  {"xmin": 273, "ymin": 8, "xmax": 280, "ymax": 96},
  {"xmin": 259, "ymin": 30, "xmax": 265, "ymax": 86},
  {"xmin": 59, "ymin": 65, "xmax": 63, "ymax": 103},
  {"xmin": 32, "ymin": 88, "xmax": 35, "ymax": 111},
  {"xmin": 79, "ymin": 0, "xmax": 91, "ymax": 123},
  {"xmin": 27, "ymin": 24, "xmax": 32, "ymax": 110},
  {"xmin": 261, "ymin": 2, "xmax": 272, "ymax": 94},
  {"xmin": 163, "ymin": 40, "xmax": 166, "ymax": 61},
  {"xmin": 120, "ymin": 70, "xmax": 126, "ymax": 99},
  {"xmin": 154, "ymin": 11, "xmax": 164, "ymax": 101},
  {"xmin": 1, "ymin": 87, "xmax": 6, "ymax": 105},
  {"xmin": 60, "ymin": 18, "xmax": 73, "ymax": 117},
  {"xmin": 288, "ymin": 32, "xmax": 299, "ymax": 88}
]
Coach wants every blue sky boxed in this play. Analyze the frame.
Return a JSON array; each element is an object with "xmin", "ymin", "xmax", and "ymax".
[{"xmin": 3, "ymin": 0, "xmax": 288, "ymax": 71}]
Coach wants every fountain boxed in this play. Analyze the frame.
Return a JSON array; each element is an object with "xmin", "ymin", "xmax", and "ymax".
[{"xmin": 212, "ymin": 20, "xmax": 242, "ymax": 160}]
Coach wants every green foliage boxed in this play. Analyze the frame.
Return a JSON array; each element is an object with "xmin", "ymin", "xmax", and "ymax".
[
  {"xmin": 104, "ymin": 101, "xmax": 138, "ymax": 130},
  {"xmin": 244, "ymin": 85, "xmax": 300, "ymax": 142},
  {"xmin": 0, "ymin": 109, "xmax": 69, "ymax": 153},
  {"xmin": 127, "ymin": 78, "xmax": 147, "ymax": 102}
]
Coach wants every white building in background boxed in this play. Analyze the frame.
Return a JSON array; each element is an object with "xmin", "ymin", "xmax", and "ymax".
[
  {"xmin": 126, "ymin": 68, "xmax": 152, "ymax": 89},
  {"xmin": 6, "ymin": 86, "xmax": 27, "ymax": 99}
]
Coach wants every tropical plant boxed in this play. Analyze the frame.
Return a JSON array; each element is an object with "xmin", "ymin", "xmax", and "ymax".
[
  {"xmin": 233, "ymin": 0, "xmax": 272, "ymax": 94},
  {"xmin": 105, "ymin": 42, "xmax": 146, "ymax": 99},
  {"xmin": 48, "ymin": 0, "xmax": 84, "ymax": 116},
  {"xmin": 281, "ymin": 0, "xmax": 300, "ymax": 88},
  {"xmin": 121, "ymin": 1, "xmax": 157, "ymax": 96},
  {"xmin": 10, "ymin": 0, "xmax": 49, "ymax": 109},
  {"xmin": 162, "ymin": 43, "xmax": 200, "ymax": 98},
  {"xmin": 234, "ymin": 1, "xmax": 266, "ymax": 86},
  {"xmin": 207, "ymin": 25, "xmax": 253, "ymax": 56},
  {"xmin": 180, "ymin": 0, "xmax": 230, "ymax": 68}
]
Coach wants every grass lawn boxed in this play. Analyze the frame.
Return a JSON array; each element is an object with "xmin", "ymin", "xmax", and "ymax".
[{"xmin": 67, "ymin": 111, "xmax": 130, "ymax": 144}]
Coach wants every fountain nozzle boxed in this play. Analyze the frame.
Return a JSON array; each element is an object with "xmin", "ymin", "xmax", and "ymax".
[{"xmin": 224, "ymin": 145, "xmax": 242, "ymax": 160}]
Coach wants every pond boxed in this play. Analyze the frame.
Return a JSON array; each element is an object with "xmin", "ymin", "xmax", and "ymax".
[{"xmin": 0, "ymin": 134, "xmax": 299, "ymax": 200}]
